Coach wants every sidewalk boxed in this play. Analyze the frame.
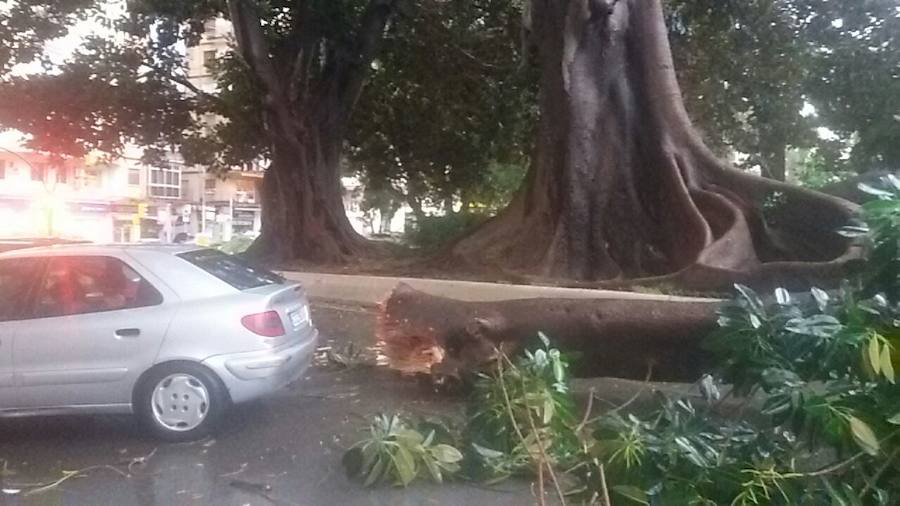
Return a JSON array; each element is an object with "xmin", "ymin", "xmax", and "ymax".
[{"xmin": 279, "ymin": 271, "xmax": 720, "ymax": 305}]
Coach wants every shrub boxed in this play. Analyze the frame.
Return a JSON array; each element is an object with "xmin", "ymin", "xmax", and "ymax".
[
  {"xmin": 404, "ymin": 212, "xmax": 488, "ymax": 251},
  {"xmin": 839, "ymin": 176, "xmax": 900, "ymax": 298},
  {"xmin": 345, "ymin": 179, "xmax": 900, "ymax": 503}
]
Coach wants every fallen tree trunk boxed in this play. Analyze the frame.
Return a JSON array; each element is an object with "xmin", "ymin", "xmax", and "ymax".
[{"xmin": 376, "ymin": 283, "xmax": 719, "ymax": 382}]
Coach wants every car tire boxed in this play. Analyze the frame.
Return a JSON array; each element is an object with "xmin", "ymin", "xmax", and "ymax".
[{"xmin": 134, "ymin": 362, "xmax": 230, "ymax": 442}]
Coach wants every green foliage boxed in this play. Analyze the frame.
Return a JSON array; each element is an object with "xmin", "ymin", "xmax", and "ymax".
[
  {"xmin": 467, "ymin": 162, "xmax": 527, "ymax": 214},
  {"xmin": 668, "ymin": 0, "xmax": 900, "ymax": 177},
  {"xmin": 465, "ymin": 333, "xmax": 579, "ymax": 481},
  {"xmin": 801, "ymin": 0, "xmax": 900, "ymax": 171},
  {"xmin": 576, "ymin": 280, "xmax": 899, "ymax": 504},
  {"xmin": 404, "ymin": 212, "xmax": 488, "ymax": 251},
  {"xmin": 667, "ymin": 0, "xmax": 814, "ymax": 176},
  {"xmin": 0, "ymin": 0, "xmax": 99, "ymax": 73},
  {"xmin": 343, "ymin": 413, "xmax": 463, "ymax": 487},
  {"xmin": 838, "ymin": 178, "xmax": 900, "ymax": 298},
  {"xmin": 789, "ymin": 149, "xmax": 854, "ymax": 189},
  {"xmin": 348, "ymin": 0, "xmax": 535, "ymax": 213}
]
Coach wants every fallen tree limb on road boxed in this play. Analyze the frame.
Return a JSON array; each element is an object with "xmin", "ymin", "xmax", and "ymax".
[{"xmin": 376, "ymin": 283, "xmax": 719, "ymax": 381}]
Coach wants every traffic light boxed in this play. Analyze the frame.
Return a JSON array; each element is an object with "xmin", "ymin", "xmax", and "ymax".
[{"xmin": 137, "ymin": 202, "xmax": 148, "ymax": 218}]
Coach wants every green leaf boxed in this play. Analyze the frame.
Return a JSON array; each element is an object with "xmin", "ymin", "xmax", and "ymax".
[
  {"xmin": 611, "ymin": 485, "xmax": 649, "ymax": 505},
  {"xmin": 761, "ymin": 368, "xmax": 804, "ymax": 389},
  {"xmin": 430, "ymin": 444, "xmax": 463, "ymax": 464},
  {"xmin": 422, "ymin": 454, "xmax": 442, "ymax": 483},
  {"xmin": 822, "ymin": 477, "xmax": 850, "ymax": 506},
  {"xmin": 364, "ymin": 455, "xmax": 386, "ymax": 487},
  {"xmin": 774, "ymin": 287, "xmax": 791, "ymax": 305},
  {"xmin": 869, "ymin": 337, "xmax": 883, "ymax": 375},
  {"xmin": 887, "ymin": 412, "xmax": 900, "ymax": 425},
  {"xmin": 880, "ymin": 345, "xmax": 895, "ymax": 383},
  {"xmin": 785, "ymin": 315, "xmax": 842, "ymax": 337},
  {"xmin": 537, "ymin": 331, "xmax": 550, "ymax": 348},
  {"xmin": 734, "ymin": 284, "xmax": 764, "ymax": 315},
  {"xmin": 848, "ymin": 416, "xmax": 880, "ymax": 456},
  {"xmin": 392, "ymin": 446, "xmax": 417, "ymax": 486},
  {"xmin": 810, "ymin": 287, "xmax": 830, "ymax": 311},
  {"xmin": 748, "ymin": 313, "xmax": 763, "ymax": 329},
  {"xmin": 674, "ymin": 436, "xmax": 709, "ymax": 468},
  {"xmin": 873, "ymin": 488, "xmax": 891, "ymax": 506},
  {"xmin": 840, "ymin": 482, "xmax": 865, "ymax": 506},
  {"xmin": 858, "ymin": 183, "xmax": 894, "ymax": 199},
  {"xmin": 837, "ymin": 225, "xmax": 870, "ymax": 238},
  {"xmin": 543, "ymin": 396, "xmax": 554, "ymax": 424},
  {"xmin": 550, "ymin": 350, "xmax": 565, "ymax": 383},
  {"xmin": 394, "ymin": 428, "xmax": 425, "ymax": 447},
  {"xmin": 471, "ymin": 444, "xmax": 505, "ymax": 460}
]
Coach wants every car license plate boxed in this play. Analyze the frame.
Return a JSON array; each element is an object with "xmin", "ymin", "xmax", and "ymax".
[{"xmin": 289, "ymin": 307, "xmax": 307, "ymax": 329}]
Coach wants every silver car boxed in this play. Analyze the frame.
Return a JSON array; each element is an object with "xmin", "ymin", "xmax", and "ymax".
[{"xmin": 0, "ymin": 244, "xmax": 318, "ymax": 441}]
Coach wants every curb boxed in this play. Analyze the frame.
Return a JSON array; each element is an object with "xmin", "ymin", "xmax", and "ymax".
[{"xmin": 280, "ymin": 271, "xmax": 721, "ymax": 305}]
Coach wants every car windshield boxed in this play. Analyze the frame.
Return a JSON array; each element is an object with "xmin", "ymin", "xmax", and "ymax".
[{"xmin": 177, "ymin": 249, "xmax": 284, "ymax": 290}]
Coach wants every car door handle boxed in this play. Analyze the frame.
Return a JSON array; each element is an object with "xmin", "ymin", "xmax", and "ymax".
[{"xmin": 115, "ymin": 328, "xmax": 141, "ymax": 338}]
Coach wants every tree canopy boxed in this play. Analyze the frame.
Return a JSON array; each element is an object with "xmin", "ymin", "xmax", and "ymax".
[
  {"xmin": 0, "ymin": 0, "xmax": 896, "ymax": 271},
  {"xmin": 348, "ymin": 0, "xmax": 535, "ymax": 216}
]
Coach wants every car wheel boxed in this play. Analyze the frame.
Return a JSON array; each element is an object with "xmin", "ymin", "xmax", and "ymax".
[{"xmin": 134, "ymin": 362, "xmax": 230, "ymax": 442}]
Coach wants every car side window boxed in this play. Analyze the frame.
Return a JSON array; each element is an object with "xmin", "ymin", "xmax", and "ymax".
[
  {"xmin": 34, "ymin": 256, "xmax": 163, "ymax": 318},
  {"xmin": 0, "ymin": 258, "xmax": 43, "ymax": 322}
]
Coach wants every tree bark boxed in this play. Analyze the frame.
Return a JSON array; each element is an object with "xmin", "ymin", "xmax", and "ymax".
[
  {"xmin": 249, "ymin": 118, "xmax": 369, "ymax": 262},
  {"xmin": 227, "ymin": 0, "xmax": 396, "ymax": 263},
  {"xmin": 445, "ymin": 0, "xmax": 861, "ymax": 291},
  {"xmin": 377, "ymin": 283, "xmax": 717, "ymax": 381}
]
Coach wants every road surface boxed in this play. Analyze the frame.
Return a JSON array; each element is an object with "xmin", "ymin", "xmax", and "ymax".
[{"xmin": 0, "ymin": 301, "xmax": 698, "ymax": 506}]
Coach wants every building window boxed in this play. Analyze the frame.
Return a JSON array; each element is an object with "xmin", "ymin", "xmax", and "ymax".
[
  {"xmin": 203, "ymin": 19, "xmax": 217, "ymax": 36},
  {"xmin": 205, "ymin": 178, "xmax": 216, "ymax": 191},
  {"xmin": 203, "ymin": 50, "xmax": 217, "ymax": 70},
  {"xmin": 81, "ymin": 168, "xmax": 99, "ymax": 189},
  {"xmin": 148, "ymin": 164, "xmax": 181, "ymax": 199},
  {"xmin": 128, "ymin": 168, "xmax": 141, "ymax": 186}
]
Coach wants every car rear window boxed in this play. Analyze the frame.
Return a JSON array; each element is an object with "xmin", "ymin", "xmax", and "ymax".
[{"xmin": 177, "ymin": 249, "xmax": 284, "ymax": 290}]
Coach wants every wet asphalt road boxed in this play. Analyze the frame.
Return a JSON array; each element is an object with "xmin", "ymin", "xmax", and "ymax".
[
  {"xmin": 0, "ymin": 302, "xmax": 537, "ymax": 506},
  {"xmin": 0, "ymin": 301, "xmax": 699, "ymax": 506}
]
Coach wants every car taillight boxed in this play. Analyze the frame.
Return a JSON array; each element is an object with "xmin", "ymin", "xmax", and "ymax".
[{"xmin": 241, "ymin": 311, "xmax": 285, "ymax": 337}]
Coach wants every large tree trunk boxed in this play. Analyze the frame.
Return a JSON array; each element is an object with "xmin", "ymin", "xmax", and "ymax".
[
  {"xmin": 248, "ymin": 117, "xmax": 369, "ymax": 263},
  {"xmin": 228, "ymin": 0, "xmax": 395, "ymax": 264},
  {"xmin": 447, "ymin": 0, "xmax": 861, "ymax": 292},
  {"xmin": 377, "ymin": 283, "xmax": 717, "ymax": 381}
]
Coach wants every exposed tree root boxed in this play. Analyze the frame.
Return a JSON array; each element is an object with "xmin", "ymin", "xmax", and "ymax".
[{"xmin": 441, "ymin": 0, "xmax": 863, "ymax": 292}]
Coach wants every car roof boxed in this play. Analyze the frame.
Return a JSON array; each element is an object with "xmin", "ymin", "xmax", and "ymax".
[{"xmin": 0, "ymin": 242, "xmax": 205, "ymax": 259}]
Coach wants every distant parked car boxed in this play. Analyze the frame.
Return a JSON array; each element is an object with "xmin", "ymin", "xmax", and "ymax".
[{"xmin": 0, "ymin": 244, "xmax": 318, "ymax": 441}]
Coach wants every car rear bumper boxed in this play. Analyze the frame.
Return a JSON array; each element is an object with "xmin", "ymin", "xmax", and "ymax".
[{"xmin": 202, "ymin": 326, "xmax": 318, "ymax": 404}]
